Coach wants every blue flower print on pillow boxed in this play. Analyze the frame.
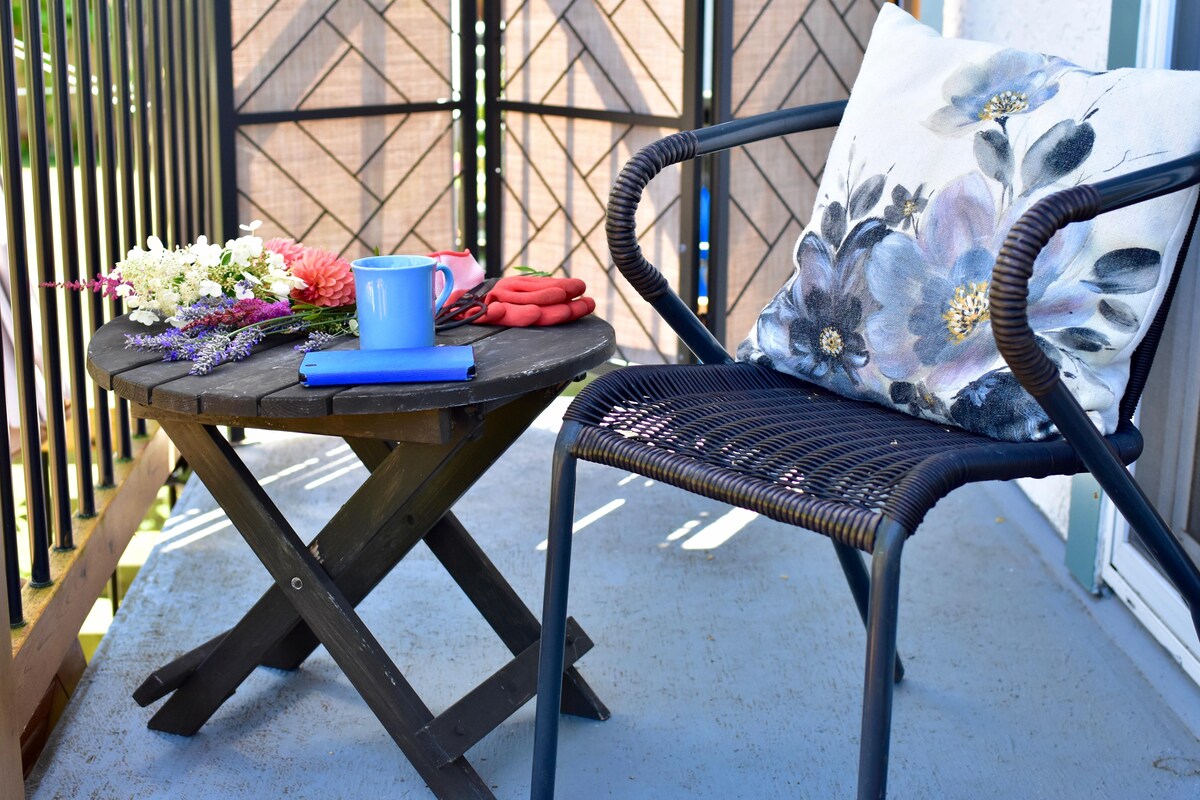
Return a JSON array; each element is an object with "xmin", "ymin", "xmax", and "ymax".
[{"xmin": 925, "ymin": 49, "xmax": 1069, "ymax": 134}]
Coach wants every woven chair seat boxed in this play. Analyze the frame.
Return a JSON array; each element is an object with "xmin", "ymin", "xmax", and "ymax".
[{"xmin": 564, "ymin": 362, "xmax": 1141, "ymax": 551}]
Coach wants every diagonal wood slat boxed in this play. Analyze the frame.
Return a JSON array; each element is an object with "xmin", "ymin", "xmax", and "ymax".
[
  {"xmin": 500, "ymin": 1, "xmax": 688, "ymax": 365},
  {"xmin": 720, "ymin": 0, "xmax": 887, "ymax": 351}
]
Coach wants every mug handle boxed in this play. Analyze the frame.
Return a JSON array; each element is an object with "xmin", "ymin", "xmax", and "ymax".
[{"xmin": 433, "ymin": 263, "xmax": 455, "ymax": 313}]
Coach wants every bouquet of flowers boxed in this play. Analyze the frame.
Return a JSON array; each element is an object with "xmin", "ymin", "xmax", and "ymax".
[{"xmin": 80, "ymin": 222, "xmax": 358, "ymax": 374}]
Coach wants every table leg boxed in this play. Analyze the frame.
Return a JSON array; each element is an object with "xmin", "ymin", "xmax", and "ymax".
[
  {"xmin": 262, "ymin": 439, "xmax": 607, "ymax": 721},
  {"xmin": 138, "ymin": 388, "xmax": 607, "ymax": 792},
  {"xmin": 153, "ymin": 420, "xmax": 495, "ymax": 799},
  {"xmin": 138, "ymin": 392, "xmax": 549, "ymax": 714},
  {"xmin": 141, "ymin": 412, "xmax": 486, "ymax": 727},
  {"xmin": 424, "ymin": 512, "xmax": 609, "ymax": 722}
]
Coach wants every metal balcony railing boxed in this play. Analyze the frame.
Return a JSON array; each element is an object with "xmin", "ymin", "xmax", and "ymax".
[{"xmin": 1, "ymin": 0, "xmax": 223, "ymax": 787}]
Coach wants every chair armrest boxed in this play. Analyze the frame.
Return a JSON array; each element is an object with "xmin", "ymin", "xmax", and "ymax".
[
  {"xmin": 990, "ymin": 152, "xmax": 1200, "ymax": 627},
  {"xmin": 606, "ymin": 101, "xmax": 847, "ymax": 364},
  {"xmin": 990, "ymin": 150, "xmax": 1200, "ymax": 399}
]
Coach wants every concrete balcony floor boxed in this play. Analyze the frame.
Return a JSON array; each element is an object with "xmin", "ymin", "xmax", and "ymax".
[{"xmin": 27, "ymin": 398, "xmax": 1200, "ymax": 799}]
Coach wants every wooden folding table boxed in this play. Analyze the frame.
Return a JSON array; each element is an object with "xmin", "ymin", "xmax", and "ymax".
[{"xmin": 86, "ymin": 316, "xmax": 616, "ymax": 798}]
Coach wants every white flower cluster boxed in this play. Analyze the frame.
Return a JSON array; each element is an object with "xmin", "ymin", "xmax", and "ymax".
[
  {"xmin": 112, "ymin": 235, "xmax": 221, "ymax": 325},
  {"xmin": 115, "ymin": 220, "xmax": 307, "ymax": 326},
  {"xmin": 225, "ymin": 221, "xmax": 305, "ymax": 301}
]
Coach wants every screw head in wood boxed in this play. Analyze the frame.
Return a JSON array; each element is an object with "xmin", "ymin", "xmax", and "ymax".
[{"xmin": 290, "ymin": 577, "xmax": 303, "ymax": 590}]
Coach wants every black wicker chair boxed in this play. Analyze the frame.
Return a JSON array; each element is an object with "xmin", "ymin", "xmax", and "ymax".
[{"xmin": 530, "ymin": 101, "xmax": 1200, "ymax": 800}]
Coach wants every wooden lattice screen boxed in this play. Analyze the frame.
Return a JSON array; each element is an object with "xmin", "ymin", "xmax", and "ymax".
[
  {"xmin": 228, "ymin": 1, "xmax": 468, "ymax": 258},
  {"xmin": 493, "ymin": 1, "xmax": 701, "ymax": 365},
  {"xmin": 218, "ymin": 1, "xmax": 885, "ymax": 363},
  {"xmin": 713, "ymin": 0, "xmax": 889, "ymax": 350}
]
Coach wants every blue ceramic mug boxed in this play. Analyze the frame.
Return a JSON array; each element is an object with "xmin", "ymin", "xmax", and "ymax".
[{"xmin": 351, "ymin": 255, "xmax": 455, "ymax": 350}]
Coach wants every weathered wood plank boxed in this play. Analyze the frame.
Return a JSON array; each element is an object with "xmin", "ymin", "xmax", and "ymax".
[
  {"xmin": 112, "ymin": 359, "xmax": 208, "ymax": 408},
  {"xmin": 137, "ymin": 431, "xmax": 475, "ymax": 713},
  {"xmin": 329, "ymin": 319, "xmax": 616, "ymax": 415},
  {"xmin": 130, "ymin": 403, "xmax": 456, "ymax": 445},
  {"xmin": 148, "ymin": 334, "xmax": 313, "ymax": 416},
  {"xmin": 88, "ymin": 315, "xmax": 614, "ymax": 420},
  {"xmin": 112, "ymin": 334, "xmax": 299, "ymax": 409},
  {"xmin": 256, "ymin": 324, "xmax": 508, "ymax": 418},
  {"xmin": 137, "ymin": 389, "xmax": 552, "ymax": 709},
  {"xmin": 84, "ymin": 315, "xmax": 179, "ymax": 389},
  {"xmin": 10, "ymin": 428, "xmax": 174, "ymax": 727},
  {"xmin": 153, "ymin": 421, "xmax": 495, "ymax": 799},
  {"xmin": 416, "ymin": 619, "xmax": 594, "ymax": 766},
  {"xmin": 95, "ymin": 318, "xmax": 617, "ymax": 419},
  {"xmin": 424, "ymin": 512, "xmax": 609, "ymax": 722}
]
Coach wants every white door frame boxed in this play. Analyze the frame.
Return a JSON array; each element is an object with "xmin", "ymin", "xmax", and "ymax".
[{"xmin": 1098, "ymin": 0, "xmax": 1200, "ymax": 684}]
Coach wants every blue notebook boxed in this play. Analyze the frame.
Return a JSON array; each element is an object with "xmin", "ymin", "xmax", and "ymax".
[{"xmin": 299, "ymin": 345, "xmax": 476, "ymax": 386}]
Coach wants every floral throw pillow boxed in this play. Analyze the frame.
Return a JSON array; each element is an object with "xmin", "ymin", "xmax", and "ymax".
[{"xmin": 736, "ymin": 5, "xmax": 1200, "ymax": 441}]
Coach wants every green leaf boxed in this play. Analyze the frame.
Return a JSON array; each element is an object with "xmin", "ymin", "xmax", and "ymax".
[{"xmin": 512, "ymin": 265, "xmax": 551, "ymax": 277}]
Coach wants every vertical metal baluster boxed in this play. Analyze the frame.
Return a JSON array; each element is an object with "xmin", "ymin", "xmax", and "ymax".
[
  {"xmin": 49, "ymin": 0, "xmax": 95, "ymax": 520},
  {"xmin": 79, "ymin": 0, "xmax": 114, "ymax": 488},
  {"xmin": 482, "ymin": 1, "xmax": 502, "ymax": 276},
  {"xmin": 112, "ymin": 0, "xmax": 135, "ymax": 457},
  {"xmin": 168, "ymin": 0, "xmax": 183, "ymax": 245},
  {"xmin": 113, "ymin": 0, "xmax": 135, "ymax": 260},
  {"xmin": 184, "ymin": 0, "xmax": 200, "ymax": 240},
  {"xmin": 4, "ymin": 0, "xmax": 51, "ymax": 582},
  {"xmin": 131, "ymin": 0, "xmax": 151, "ymax": 244},
  {"xmin": 708, "ymin": 0, "xmax": 733, "ymax": 346},
  {"xmin": 198, "ymin": 0, "xmax": 213, "ymax": 234},
  {"xmin": 0, "ymin": 0, "xmax": 22, "ymax": 614},
  {"xmin": 94, "ymin": 0, "xmax": 125, "ymax": 468},
  {"xmin": 24, "ymin": 0, "xmax": 75, "ymax": 552},
  {"xmin": 211, "ymin": 0, "xmax": 235, "ymax": 241},
  {"xmin": 457, "ymin": 0, "xmax": 478, "ymax": 253},
  {"xmin": 148, "ymin": 0, "xmax": 165, "ymax": 243},
  {"xmin": 128, "ymin": 0, "xmax": 150, "ymax": 437}
]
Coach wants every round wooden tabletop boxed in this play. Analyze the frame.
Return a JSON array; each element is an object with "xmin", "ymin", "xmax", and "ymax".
[{"xmin": 87, "ymin": 315, "xmax": 616, "ymax": 420}]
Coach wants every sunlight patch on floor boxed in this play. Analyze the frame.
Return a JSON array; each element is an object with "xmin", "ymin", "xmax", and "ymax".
[
  {"xmin": 536, "ymin": 497, "xmax": 626, "ymax": 551},
  {"xmin": 304, "ymin": 461, "xmax": 364, "ymax": 490},
  {"xmin": 160, "ymin": 518, "xmax": 234, "ymax": 553},
  {"xmin": 681, "ymin": 507, "xmax": 758, "ymax": 550}
]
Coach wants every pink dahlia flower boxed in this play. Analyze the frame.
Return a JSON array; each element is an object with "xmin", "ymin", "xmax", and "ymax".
[
  {"xmin": 289, "ymin": 248, "xmax": 356, "ymax": 307},
  {"xmin": 264, "ymin": 237, "xmax": 307, "ymax": 268}
]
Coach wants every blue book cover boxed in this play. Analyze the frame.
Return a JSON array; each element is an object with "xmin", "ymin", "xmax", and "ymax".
[{"xmin": 299, "ymin": 345, "xmax": 475, "ymax": 386}]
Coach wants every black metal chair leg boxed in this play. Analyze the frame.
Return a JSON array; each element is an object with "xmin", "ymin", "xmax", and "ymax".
[
  {"xmin": 833, "ymin": 540, "xmax": 906, "ymax": 683},
  {"xmin": 1088, "ymin": 448, "xmax": 1200, "ymax": 637},
  {"xmin": 531, "ymin": 422, "xmax": 583, "ymax": 800},
  {"xmin": 857, "ymin": 520, "xmax": 908, "ymax": 800},
  {"xmin": 1036, "ymin": 384, "xmax": 1200, "ymax": 640}
]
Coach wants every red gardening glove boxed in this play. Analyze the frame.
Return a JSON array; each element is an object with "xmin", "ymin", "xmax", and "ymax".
[
  {"xmin": 478, "ymin": 276, "xmax": 595, "ymax": 326},
  {"xmin": 486, "ymin": 276, "xmax": 588, "ymax": 306},
  {"xmin": 480, "ymin": 295, "xmax": 595, "ymax": 326}
]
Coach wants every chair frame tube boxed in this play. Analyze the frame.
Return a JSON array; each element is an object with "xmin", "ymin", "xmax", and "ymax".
[{"xmin": 531, "ymin": 423, "xmax": 583, "ymax": 800}]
